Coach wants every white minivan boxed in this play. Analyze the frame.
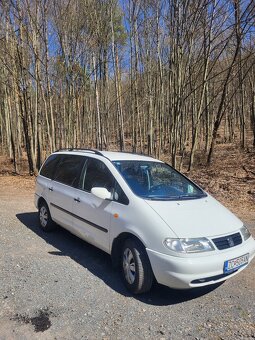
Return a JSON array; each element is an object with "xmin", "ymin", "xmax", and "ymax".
[{"xmin": 35, "ymin": 149, "xmax": 255, "ymax": 294}]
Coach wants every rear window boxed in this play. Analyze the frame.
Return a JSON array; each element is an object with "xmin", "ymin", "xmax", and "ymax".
[{"xmin": 40, "ymin": 154, "xmax": 61, "ymax": 179}]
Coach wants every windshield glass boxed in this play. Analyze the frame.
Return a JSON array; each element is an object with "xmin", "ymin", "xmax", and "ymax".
[{"xmin": 113, "ymin": 161, "xmax": 206, "ymax": 200}]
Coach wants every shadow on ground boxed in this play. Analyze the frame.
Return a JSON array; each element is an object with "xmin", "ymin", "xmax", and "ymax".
[{"xmin": 16, "ymin": 212, "xmax": 223, "ymax": 306}]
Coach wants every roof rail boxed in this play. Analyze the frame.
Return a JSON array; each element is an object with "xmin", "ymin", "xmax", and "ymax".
[
  {"xmin": 54, "ymin": 148, "xmax": 105, "ymax": 156},
  {"xmin": 116, "ymin": 151, "xmax": 152, "ymax": 157},
  {"xmin": 54, "ymin": 149, "xmax": 155, "ymax": 161}
]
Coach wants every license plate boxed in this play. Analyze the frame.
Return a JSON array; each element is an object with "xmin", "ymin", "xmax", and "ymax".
[{"xmin": 224, "ymin": 253, "xmax": 249, "ymax": 273}]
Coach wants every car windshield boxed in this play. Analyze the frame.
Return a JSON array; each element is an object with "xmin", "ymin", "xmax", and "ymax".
[{"xmin": 113, "ymin": 160, "xmax": 206, "ymax": 200}]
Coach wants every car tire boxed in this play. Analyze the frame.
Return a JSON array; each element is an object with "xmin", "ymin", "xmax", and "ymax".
[
  {"xmin": 38, "ymin": 201, "xmax": 56, "ymax": 232},
  {"xmin": 121, "ymin": 238, "xmax": 153, "ymax": 294}
]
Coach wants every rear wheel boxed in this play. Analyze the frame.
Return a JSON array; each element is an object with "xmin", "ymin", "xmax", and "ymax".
[
  {"xmin": 121, "ymin": 238, "xmax": 153, "ymax": 294},
  {"xmin": 38, "ymin": 201, "xmax": 56, "ymax": 232}
]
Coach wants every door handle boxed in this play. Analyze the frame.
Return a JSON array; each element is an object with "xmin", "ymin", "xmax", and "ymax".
[
  {"xmin": 74, "ymin": 197, "xmax": 80, "ymax": 203},
  {"xmin": 48, "ymin": 187, "xmax": 53, "ymax": 192}
]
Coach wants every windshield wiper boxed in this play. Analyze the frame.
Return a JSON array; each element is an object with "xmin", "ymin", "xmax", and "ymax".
[
  {"xmin": 145, "ymin": 195, "xmax": 181, "ymax": 200},
  {"xmin": 145, "ymin": 193, "xmax": 207, "ymax": 200},
  {"xmin": 179, "ymin": 193, "xmax": 207, "ymax": 199}
]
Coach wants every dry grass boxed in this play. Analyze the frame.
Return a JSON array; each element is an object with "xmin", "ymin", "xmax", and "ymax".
[{"xmin": 187, "ymin": 144, "xmax": 255, "ymax": 220}]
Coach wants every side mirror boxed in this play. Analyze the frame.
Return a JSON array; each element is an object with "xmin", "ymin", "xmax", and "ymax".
[{"xmin": 91, "ymin": 187, "xmax": 111, "ymax": 200}]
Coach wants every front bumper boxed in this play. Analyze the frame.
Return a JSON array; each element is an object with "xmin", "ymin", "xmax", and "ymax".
[{"xmin": 147, "ymin": 236, "xmax": 255, "ymax": 289}]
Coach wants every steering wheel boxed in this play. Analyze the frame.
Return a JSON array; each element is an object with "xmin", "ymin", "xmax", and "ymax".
[{"xmin": 149, "ymin": 184, "xmax": 166, "ymax": 193}]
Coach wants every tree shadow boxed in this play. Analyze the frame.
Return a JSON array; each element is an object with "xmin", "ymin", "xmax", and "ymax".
[{"xmin": 16, "ymin": 212, "xmax": 223, "ymax": 306}]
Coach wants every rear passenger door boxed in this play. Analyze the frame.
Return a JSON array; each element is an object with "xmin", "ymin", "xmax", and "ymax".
[
  {"xmin": 72, "ymin": 158, "xmax": 114, "ymax": 253},
  {"xmin": 49, "ymin": 155, "xmax": 86, "ymax": 231}
]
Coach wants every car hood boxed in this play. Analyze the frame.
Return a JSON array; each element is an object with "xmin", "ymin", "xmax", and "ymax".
[{"xmin": 145, "ymin": 195, "xmax": 242, "ymax": 238}]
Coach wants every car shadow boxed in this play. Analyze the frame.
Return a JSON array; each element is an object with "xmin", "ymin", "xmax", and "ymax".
[{"xmin": 16, "ymin": 212, "xmax": 223, "ymax": 306}]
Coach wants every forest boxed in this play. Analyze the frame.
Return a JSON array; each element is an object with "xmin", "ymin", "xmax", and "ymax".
[{"xmin": 0, "ymin": 0, "xmax": 255, "ymax": 175}]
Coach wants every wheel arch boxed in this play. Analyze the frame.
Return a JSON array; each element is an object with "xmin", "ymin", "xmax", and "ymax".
[
  {"xmin": 38, "ymin": 196, "xmax": 47, "ymax": 209},
  {"xmin": 111, "ymin": 232, "xmax": 146, "ymax": 268}
]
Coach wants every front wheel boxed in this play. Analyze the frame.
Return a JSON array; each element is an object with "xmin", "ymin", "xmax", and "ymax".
[
  {"xmin": 121, "ymin": 238, "xmax": 153, "ymax": 294},
  {"xmin": 38, "ymin": 202, "xmax": 56, "ymax": 232}
]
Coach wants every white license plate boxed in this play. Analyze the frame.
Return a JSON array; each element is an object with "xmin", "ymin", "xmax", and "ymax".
[{"xmin": 224, "ymin": 253, "xmax": 249, "ymax": 273}]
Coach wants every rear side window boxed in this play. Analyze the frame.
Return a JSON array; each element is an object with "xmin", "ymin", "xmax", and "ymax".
[
  {"xmin": 40, "ymin": 154, "xmax": 61, "ymax": 179},
  {"xmin": 54, "ymin": 155, "xmax": 86, "ymax": 188}
]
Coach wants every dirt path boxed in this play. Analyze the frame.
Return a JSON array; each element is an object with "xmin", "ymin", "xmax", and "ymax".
[{"xmin": 0, "ymin": 176, "xmax": 254, "ymax": 339}]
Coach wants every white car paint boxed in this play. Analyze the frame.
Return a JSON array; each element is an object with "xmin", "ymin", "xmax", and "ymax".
[
  {"xmin": 145, "ymin": 195, "xmax": 242, "ymax": 239},
  {"xmin": 35, "ymin": 150, "xmax": 255, "ymax": 290}
]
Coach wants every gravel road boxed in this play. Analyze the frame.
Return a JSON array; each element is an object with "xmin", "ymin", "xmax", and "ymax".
[{"xmin": 0, "ymin": 177, "xmax": 255, "ymax": 339}]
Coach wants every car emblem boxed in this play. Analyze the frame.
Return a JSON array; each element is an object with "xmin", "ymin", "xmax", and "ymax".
[{"xmin": 227, "ymin": 237, "xmax": 235, "ymax": 247}]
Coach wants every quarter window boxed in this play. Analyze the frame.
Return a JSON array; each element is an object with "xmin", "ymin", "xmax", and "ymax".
[{"xmin": 114, "ymin": 181, "xmax": 129, "ymax": 205}]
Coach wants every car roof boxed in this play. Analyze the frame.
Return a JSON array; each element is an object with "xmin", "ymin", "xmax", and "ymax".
[
  {"xmin": 100, "ymin": 151, "xmax": 161, "ymax": 162},
  {"xmin": 54, "ymin": 149, "xmax": 162, "ymax": 162}
]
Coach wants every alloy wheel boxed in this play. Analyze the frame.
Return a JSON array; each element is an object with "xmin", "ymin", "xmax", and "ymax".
[
  {"xmin": 123, "ymin": 248, "xmax": 136, "ymax": 284},
  {"xmin": 40, "ymin": 206, "xmax": 48, "ymax": 228}
]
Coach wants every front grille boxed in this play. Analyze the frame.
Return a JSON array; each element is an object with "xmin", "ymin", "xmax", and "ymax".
[{"xmin": 212, "ymin": 232, "xmax": 242, "ymax": 250}]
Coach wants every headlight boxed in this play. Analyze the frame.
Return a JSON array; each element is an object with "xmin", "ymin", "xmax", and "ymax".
[
  {"xmin": 240, "ymin": 226, "xmax": 251, "ymax": 241},
  {"xmin": 164, "ymin": 237, "xmax": 215, "ymax": 253}
]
